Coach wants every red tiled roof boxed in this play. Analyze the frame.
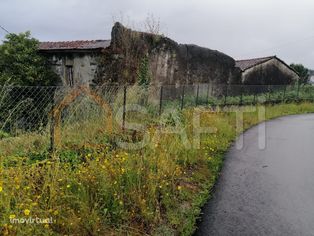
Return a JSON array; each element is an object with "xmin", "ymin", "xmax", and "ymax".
[
  {"xmin": 39, "ymin": 40, "xmax": 111, "ymax": 51},
  {"xmin": 235, "ymin": 56, "xmax": 275, "ymax": 71}
]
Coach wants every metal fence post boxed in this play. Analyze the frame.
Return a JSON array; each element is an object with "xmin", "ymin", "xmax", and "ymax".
[
  {"xmin": 283, "ymin": 85, "xmax": 287, "ymax": 102},
  {"xmin": 49, "ymin": 88, "xmax": 56, "ymax": 153},
  {"xmin": 224, "ymin": 85, "xmax": 228, "ymax": 106},
  {"xmin": 206, "ymin": 83, "xmax": 210, "ymax": 104},
  {"xmin": 267, "ymin": 85, "xmax": 271, "ymax": 103},
  {"xmin": 195, "ymin": 84, "xmax": 200, "ymax": 106},
  {"xmin": 297, "ymin": 80, "xmax": 300, "ymax": 100},
  {"xmin": 159, "ymin": 85, "xmax": 163, "ymax": 116},
  {"xmin": 122, "ymin": 85, "xmax": 127, "ymax": 130},
  {"xmin": 50, "ymin": 110, "xmax": 56, "ymax": 153},
  {"xmin": 181, "ymin": 85, "xmax": 185, "ymax": 110},
  {"xmin": 240, "ymin": 85, "xmax": 243, "ymax": 105},
  {"xmin": 211, "ymin": 84, "xmax": 214, "ymax": 96}
]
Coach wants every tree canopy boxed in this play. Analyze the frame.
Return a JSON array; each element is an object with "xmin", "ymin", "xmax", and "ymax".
[
  {"xmin": 0, "ymin": 31, "xmax": 58, "ymax": 86},
  {"xmin": 290, "ymin": 63, "xmax": 310, "ymax": 84}
]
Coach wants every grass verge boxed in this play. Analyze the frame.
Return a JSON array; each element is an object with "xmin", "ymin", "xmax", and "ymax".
[{"xmin": 0, "ymin": 102, "xmax": 314, "ymax": 235}]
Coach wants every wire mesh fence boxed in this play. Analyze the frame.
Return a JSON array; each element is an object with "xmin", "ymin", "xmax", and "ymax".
[
  {"xmin": 0, "ymin": 86, "xmax": 56, "ymax": 136},
  {"xmin": 0, "ymin": 83, "xmax": 314, "ymax": 153}
]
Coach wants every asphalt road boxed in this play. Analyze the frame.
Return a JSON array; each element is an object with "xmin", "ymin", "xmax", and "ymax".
[{"xmin": 195, "ymin": 114, "xmax": 314, "ymax": 236}]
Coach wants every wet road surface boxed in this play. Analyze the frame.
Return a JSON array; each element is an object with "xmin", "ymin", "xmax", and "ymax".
[{"xmin": 195, "ymin": 114, "xmax": 314, "ymax": 236}]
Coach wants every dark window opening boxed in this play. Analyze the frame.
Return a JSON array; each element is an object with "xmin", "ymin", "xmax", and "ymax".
[{"xmin": 66, "ymin": 66, "xmax": 74, "ymax": 86}]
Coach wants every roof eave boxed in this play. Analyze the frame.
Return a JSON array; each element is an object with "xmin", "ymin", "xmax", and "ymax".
[
  {"xmin": 237, "ymin": 57, "xmax": 275, "ymax": 72},
  {"xmin": 38, "ymin": 48, "xmax": 104, "ymax": 54}
]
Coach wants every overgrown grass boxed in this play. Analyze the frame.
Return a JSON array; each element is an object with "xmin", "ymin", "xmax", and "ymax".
[{"xmin": 1, "ymin": 102, "xmax": 314, "ymax": 235}]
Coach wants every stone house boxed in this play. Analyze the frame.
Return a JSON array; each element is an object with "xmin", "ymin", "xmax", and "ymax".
[
  {"xmin": 39, "ymin": 23, "xmax": 241, "ymax": 88},
  {"xmin": 39, "ymin": 40, "xmax": 110, "ymax": 86},
  {"xmin": 236, "ymin": 56, "xmax": 299, "ymax": 85},
  {"xmin": 39, "ymin": 24, "xmax": 298, "ymax": 88}
]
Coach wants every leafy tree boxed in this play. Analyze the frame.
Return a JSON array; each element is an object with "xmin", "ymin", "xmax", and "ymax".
[
  {"xmin": 0, "ymin": 31, "xmax": 58, "ymax": 86},
  {"xmin": 290, "ymin": 63, "xmax": 310, "ymax": 84},
  {"xmin": 0, "ymin": 32, "xmax": 58, "ymax": 133}
]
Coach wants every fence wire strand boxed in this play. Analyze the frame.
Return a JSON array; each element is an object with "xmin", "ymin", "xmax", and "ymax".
[{"xmin": 0, "ymin": 83, "xmax": 313, "ymax": 150}]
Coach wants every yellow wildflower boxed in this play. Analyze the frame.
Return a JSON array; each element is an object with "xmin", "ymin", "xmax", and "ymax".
[{"xmin": 24, "ymin": 209, "xmax": 30, "ymax": 216}]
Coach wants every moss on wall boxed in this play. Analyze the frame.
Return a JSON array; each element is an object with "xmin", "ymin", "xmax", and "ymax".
[
  {"xmin": 95, "ymin": 23, "xmax": 241, "ymax": 86},
  {"xmin": 243, "ymin": 59, "xmax": 299, "ymax": 85}
]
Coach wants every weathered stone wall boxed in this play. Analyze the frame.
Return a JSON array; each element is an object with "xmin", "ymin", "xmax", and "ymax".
[
  {"xmin": 96, "ymin": 23, "xmax": 241, "ymax": 86},
  {"xmin": 242, "ymin": 58, "xmax": 299, "ymax": 85},
  {"xmin": 44, "ymin": 52, "xmax": 99, "ymax": 86}
]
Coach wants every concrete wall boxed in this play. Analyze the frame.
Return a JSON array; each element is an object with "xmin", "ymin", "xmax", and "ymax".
[
  {"xmin": 45, "ymin": 52, "xmax": 99, "ymax": 86},
  {"xmin": 242, "ymin": 58, "xmax": 299, "ymax": 85}
]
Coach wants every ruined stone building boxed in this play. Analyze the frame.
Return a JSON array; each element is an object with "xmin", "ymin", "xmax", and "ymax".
[
  {"xmin": 235, "ymin": 56, "xmax": 299, "ymax": 85},
  {"xmin": 39, "ymin": 40, "xmax": 110, "ymax": 86},
  {"xmin": 39, "ymin": 23, "xmax": 299, "ymax": 87},
  {"xmin": 39, "ymin": 23, "xmax": 241, "ymax": 87},
  {"xmin": 96, "ymin": 22, "xmax": 241, "ymax": 86}
]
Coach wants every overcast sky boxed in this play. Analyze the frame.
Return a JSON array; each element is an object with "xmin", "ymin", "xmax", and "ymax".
[{"xmin": 0, "ymin": 0, "xmax": 313, "ymax": 68}]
